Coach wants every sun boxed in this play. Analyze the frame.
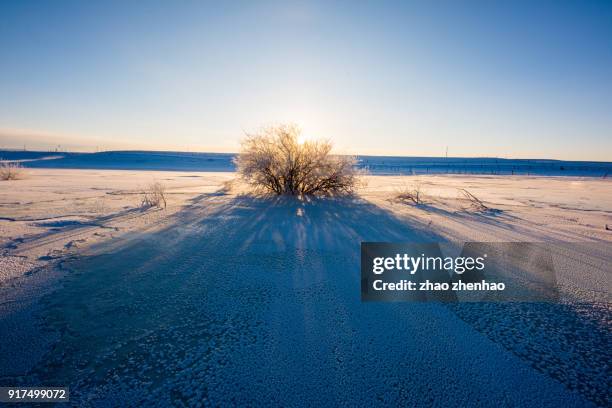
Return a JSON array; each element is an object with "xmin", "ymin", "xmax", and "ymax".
[{"xmin": 297, "ymin": 134, "xmax": 310, "ymax": 145}]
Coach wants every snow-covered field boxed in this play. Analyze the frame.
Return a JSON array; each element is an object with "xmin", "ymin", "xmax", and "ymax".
[{"xmin": 0, "ymin": 168, "xmax": 610, "ymax": 406}]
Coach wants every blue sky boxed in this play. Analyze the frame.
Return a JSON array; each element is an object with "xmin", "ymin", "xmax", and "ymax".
[{"xmin": 1, "ymin": 0, "xmax": 611, "ymax": 160}]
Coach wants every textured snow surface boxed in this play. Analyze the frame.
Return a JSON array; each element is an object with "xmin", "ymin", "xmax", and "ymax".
[
  {"xmin": 0, "ymin": 197, "xmax": 606, "ymax": 407},
  {"xmin": 0, "ymin": 170, "xmax": 610, "ymax": 407}
]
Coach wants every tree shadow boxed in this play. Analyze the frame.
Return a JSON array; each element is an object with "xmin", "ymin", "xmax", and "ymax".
[
  {"xmin": 170, "ymin": 193, "xmax": 444, "ymax": 254},
  {"xmin": 19, "ymin": 191, "xmax": 610, "ymax": 406}
]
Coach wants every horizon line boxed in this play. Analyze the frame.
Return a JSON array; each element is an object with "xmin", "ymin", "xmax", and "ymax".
[{"xmin": 1, "ymin": 147, "xmax": 611, "ymax": 164}]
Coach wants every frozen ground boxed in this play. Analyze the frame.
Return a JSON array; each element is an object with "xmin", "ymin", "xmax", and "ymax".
[{"xmin": 0, "ymin": 169, "xmax": 610, "ymax": 407}]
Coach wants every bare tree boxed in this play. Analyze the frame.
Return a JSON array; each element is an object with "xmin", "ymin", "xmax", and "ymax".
[
  {"xmin": 0, "ymin": 161, "xmax": 25, "ymax": 180},
  {"xmin": 234, "ymin": 124, "xmax": 358, "ymax": 196}
]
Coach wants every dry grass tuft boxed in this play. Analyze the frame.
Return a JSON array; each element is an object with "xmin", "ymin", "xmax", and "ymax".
[
  {"xmin": 394, "ymin": 182, "xmax": 425, "ymax": 205},
  {"xmin": 141, "ymin": 182, "xmax": 167, "ymax": 209},
  {"xmin": 0, "ymin": 162, "xmax": 26, "ymax": 180},
  {"xmin": 458, "ymin": 188, "xmax": 490, "ymax": 212}
]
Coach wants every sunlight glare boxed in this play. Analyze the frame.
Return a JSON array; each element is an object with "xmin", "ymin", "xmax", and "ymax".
[{"xmin": 297, "ymin": 134, "xmax": 310, "ymax": 145}]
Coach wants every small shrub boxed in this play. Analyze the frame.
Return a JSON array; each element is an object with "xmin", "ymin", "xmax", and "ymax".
[
  {"xmin": 234, "ymin": 124, "xmax": 357, "ymax": 196},
  {"xmin": 0, "ymin": 161, "xmax": 25, "ymax": 180},
  {"xmin": 458, "ymin": 188, "xmax": 489, "ymax": 212},
  {"xmin": 394, "ymin": 182, "xmax": 425, "ymax": 205},
  {"xmin": 141, "ymin": 182, "xmax": 167, "ymax": 209}
]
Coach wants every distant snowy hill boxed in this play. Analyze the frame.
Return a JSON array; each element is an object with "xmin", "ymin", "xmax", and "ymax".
[{"xmin": 2, "ymin": 150, "xmax": 610, "ymax": 177}]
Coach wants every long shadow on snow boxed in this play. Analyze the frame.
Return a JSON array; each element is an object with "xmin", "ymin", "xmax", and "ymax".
[
  {"xmin": 13, "ymin": 193, "xmax": 610, "ymax": 406},
  {"xmin": 13, "ymin": 195, "xmax": 447, "ymax": 402}
]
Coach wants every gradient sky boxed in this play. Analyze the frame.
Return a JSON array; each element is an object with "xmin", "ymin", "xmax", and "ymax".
[{"xmin": 1, "ymin": 0, "xmax": 611, "ymax": 160}]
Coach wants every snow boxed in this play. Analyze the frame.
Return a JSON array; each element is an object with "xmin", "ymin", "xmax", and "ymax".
[
  {"xmin": 0, "ymin": 168, "xmax": 610, "ymax": 406},
  {"xmin": 6, "ymin": 151, "xmax": 236, "ymax": 172},
  {"xmin": 5, "ymin": 150, "xmax": 612, "ymax": 176}
]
